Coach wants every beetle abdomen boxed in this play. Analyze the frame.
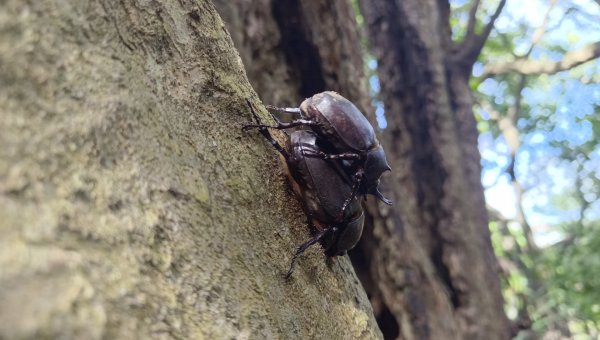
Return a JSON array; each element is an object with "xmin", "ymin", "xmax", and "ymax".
[
  {"xmin": 325, "ymin": 210, "xmax": 364, "ymax": 256},
  {"xmin": 288, "ymin": 131, "xmax": 354, "ymax": 222}
]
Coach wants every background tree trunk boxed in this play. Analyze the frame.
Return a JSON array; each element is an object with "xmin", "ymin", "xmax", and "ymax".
[
  {"xmin": 358, "ymin": 1, "xmax": 510, "ymax": 338},
  {"xmin": 0, "ymin": 1, "xmax": 381, "ymax": 338},
  {"xmin": 213, "ymin": 0, "xmax": 371, "ymax": 110},
  {"xmin": 216, "ymin": 0, "xmax": 511, "ymax": 339}
]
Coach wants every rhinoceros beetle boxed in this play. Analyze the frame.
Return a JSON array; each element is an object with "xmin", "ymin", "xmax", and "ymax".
[
  {"xmin": 243, "ymin": 99, "xmax": 365, "ymax": 278},
  {"xmin": 244, "ymin": 91, "xmax": 392, "ymax": 218}
]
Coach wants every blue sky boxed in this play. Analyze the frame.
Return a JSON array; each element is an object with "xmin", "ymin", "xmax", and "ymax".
[{"xmin": 478, "ymin": 0, "xmax": 600, "ymax": 246}]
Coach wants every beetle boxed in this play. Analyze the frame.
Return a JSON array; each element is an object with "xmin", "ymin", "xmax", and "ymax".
[
  {"xmin": 244, "ymin": 91, "xmax": 392, "ymax": 219},
  {"xmin": 243, "ymin": 99, "xmax": 365, "ymax": 278}
]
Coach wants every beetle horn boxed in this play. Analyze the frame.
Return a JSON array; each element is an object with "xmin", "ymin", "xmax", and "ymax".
[{"xmin": 370, "ymin": 186, "xmax": 392, "ymax": 205}]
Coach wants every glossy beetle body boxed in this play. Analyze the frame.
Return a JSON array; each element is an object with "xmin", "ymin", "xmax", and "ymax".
[
  {"xmin": 300, "ymin": 91, "xmax": 376, "ymax": 152},
  {"xmin": 285, "ymin": 131, "xmax": 365, "ymax": 257},
  {"xmin": 299, "ymin": 92, "xmax": 392, "ymax": 204},
  {"xmin": 249, "ymin": 91, "xmax": 392, "ymax": 208},
  {"xmin": 243, "ymin": 99, "xmax": 365, "ymax": 277}
]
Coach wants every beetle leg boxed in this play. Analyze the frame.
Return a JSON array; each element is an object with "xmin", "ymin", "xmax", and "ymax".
[
  {"xmin": 336, "ymin": 171, "xmax": 363, "ymax": 221},
  {"xmin": 301, "ymin": 149, "xmax": 361, "ymax": 161},
  {"xmin": 265, "ymin": 105, "xmax": 302, "ymax": 117},
  {"xmin": 243, "ymin": 118, "xmax": 318, "ymax": 131},
  {"xmin": 285, "ymin": 228, "xmax": 330, "ymax": 279},
  {"xmin": 244, "ymin": 99, "xmax": 290, "ymax": 159}
]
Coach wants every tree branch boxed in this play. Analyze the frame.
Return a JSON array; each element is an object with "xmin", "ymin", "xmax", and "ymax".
[
  {"xmin": 465, "ymin": 0, "xmax": 481, "ymax": 42},
  {"xmin": 452, "ymin": 0, "xmax": 507, "ymax": 70},
  {"xmin": 482, "ymin": 75, "xmax": 539, "ymax": 253},
  {"xmin": 483, "ymin": 41, "xmax": 600, "ymax": 77},
  {"xmin": 523, "ymin": 0, "xmax": 557, "ymax": 58},
  {"xmin": 478, "ymin": 0, "xmax": 507, "ymax": 50}
]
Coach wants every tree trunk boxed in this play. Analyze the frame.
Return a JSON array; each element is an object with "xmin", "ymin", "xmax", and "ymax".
[
  {"xmin": 0, "ymin": 1, "xmax": 381, "ymax": 338},
  {"xmin": 216, "ymin": 0, "xmax": 511, "ymax": 339},
  {"xmin": 213, "ymin": 0, "xmax": 371, "ymax": 110},
  {"xmin": 358, "ymin": 0, "xmax": 511, "ymax": 339}
]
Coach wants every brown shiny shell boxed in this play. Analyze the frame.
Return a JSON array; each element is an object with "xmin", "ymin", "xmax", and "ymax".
[
  {"xmin": 287, "ymin": 131, "xmax": 357, "ymax": 222},
  {"xmin": 300, "ymin": 91, "xmax": 377, "ymax": 152},
  {"xmin": 325, "ymin": 211, "xmax": 365, "ymax": 256},
  {"xmin": 284, "ymin": 130, "xmax": 365, "ymax": 255}
]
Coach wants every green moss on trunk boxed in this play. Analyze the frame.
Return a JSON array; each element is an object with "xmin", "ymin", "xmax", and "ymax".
[{"xmin": 0, "ymin": 1, "xmax": 381, "ymax": 338}]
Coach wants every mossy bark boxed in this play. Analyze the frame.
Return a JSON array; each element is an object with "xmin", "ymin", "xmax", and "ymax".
[
  {"xmin": 0, "ymin": 1, "xmax": 381, "ymax": 338},
  {"xmin": 215, "ymin": 0, "xmax": 511, "ymax": 339}
]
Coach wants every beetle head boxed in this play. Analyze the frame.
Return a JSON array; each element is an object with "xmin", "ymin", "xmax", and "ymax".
[{"xmin": 364, "ymin": 146, "xmax": 392, "ymax": 205}]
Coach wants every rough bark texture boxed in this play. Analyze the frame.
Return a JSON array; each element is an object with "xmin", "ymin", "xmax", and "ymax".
[
  {"xmin": 359, "ymin": 0, "xmax": 511, "ymax": 339},
  {"xmin": 213, "ymin": 0, "xmax": 371, "ymax": 111},
  {"xmin": 216, "ymin": 0, "xmax": 511, "ymax": 339},
  {"xmin": 0, "ymin": 1, "xmax": 382, "ymax": 338}
]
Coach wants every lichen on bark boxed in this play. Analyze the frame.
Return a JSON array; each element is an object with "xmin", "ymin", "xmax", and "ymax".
[{"xmin": 0, "ymin": 1, "xmax": 381, "ymax": 338}]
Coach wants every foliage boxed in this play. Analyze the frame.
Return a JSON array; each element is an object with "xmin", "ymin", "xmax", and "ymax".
[{"xmin": 458, "ymin": 0, "xmax": 600, "ymax": 337}]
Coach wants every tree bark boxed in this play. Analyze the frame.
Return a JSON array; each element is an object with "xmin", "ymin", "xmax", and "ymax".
[
  {"xmin": 216, "ymin": 0, "xmax": 510, "ymax": 339},
  {"xmin": 359, "ymin": 0, "xmax": 511, "ymax": 338},
  {"xmin": 213, "ymin": 0, "xmax": 371, "ymax": 111},
  {"xmin": 0, "ymin": 1, "xmax": 381, "ymax": 338}
]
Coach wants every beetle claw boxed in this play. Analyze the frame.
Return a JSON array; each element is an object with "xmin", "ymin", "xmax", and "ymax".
[{"xmin": 284, "ymin": 228, "xmax": 330, "ymax": 279}]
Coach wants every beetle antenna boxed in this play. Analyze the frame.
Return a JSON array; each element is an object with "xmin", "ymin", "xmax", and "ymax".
[{"xmin": 285, "ymin": 228, "xmax": 329, "ymax": 279}]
